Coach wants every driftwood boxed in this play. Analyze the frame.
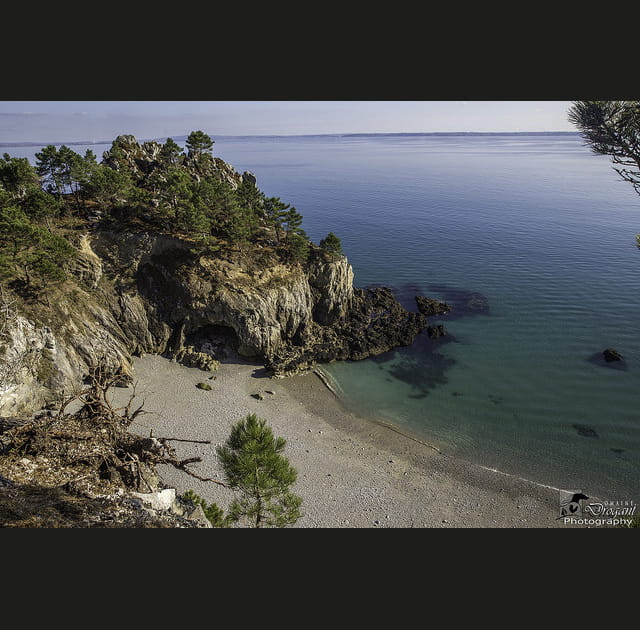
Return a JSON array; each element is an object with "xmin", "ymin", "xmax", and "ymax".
[
  {"xmin": 0, "ymin": 417, "xmax": 30, "ymax": 434},
  {"xmin": 1, "ymin": 358, "xmax": 227, "ymax": 494}
]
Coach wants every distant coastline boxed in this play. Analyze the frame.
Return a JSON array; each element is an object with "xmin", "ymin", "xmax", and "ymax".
[{"xmin": 0, "ymin": 131, "xmax": 580, "ymax": 149}]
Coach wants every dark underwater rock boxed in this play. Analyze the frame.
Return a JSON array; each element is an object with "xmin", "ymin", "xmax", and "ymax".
[
  {"xmin": 426, "ymin": 284, "xmax": 490, "ymax": 318},
  {"xmin": 573, "ymin": 423, "xmax": 599, "ymax": 438}
]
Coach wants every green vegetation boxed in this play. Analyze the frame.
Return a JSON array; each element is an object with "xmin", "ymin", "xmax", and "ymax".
[
  {"xmin": 568, "ymin": 101, "xmax": 640, "ymax": 195},
  {"xmin": 320, "ymin": 231, "xmax": 343, "ymax": 259},
  {"xmin": 216, "ymin": 413, "xmax": 302, "ymax": 528},
  {"xmin": 0, "ymin": 130, "xmax": 338, "ymax": 300},
  {"xmin": 196, "ymin": 382, "xmax": 212, "ymax": 391},
  {"xmin": 569, "ymin": 102, "xmax": 640, "ymax": 248},
  {"xmin": 181, "ymin": 490, "xmax": 229, "ymax": 527}
]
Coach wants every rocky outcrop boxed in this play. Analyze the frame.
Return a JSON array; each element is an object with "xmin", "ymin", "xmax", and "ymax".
[
  {"xmin": 266, "ymin": 287, "xmax": 427, "ymax": 375},
  {"xmin": 102, "ymin": 135, "xmax": 244, "ymax": 190},
  {"xmin": 1, "ymin": 231, "xmax": 426, "ymax": 416},
  {"xmin": 416, "ymin": 296, "xmax": 451, "ymax": 316}
]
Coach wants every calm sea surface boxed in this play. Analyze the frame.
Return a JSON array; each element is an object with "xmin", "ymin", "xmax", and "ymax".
[{"xmin": 7, "ymin": 133, "xmax": 639, "ymax": 500}]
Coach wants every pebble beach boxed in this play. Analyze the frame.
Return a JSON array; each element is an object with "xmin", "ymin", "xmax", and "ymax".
[{"xmin": 116, "ymin": 354, "xmax": 565, "ymax": 528}]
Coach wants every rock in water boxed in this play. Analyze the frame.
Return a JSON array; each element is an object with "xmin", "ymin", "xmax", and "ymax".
[
  {"xmin": 603, "ymin": 348, "xmax": 623, "ymax": 363},
  {"xmin": 573, "ymin": 423, "xmax": 599, "ymax": 438},
  {"xmin": 427, "ymin": 324, "xmax": 447, "ymax": 339},
  {"xmin": 415, "ymin": 296, "xmax": 451, "ymax": 316}
]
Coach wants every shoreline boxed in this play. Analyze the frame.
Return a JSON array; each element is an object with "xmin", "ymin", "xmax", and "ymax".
[
  {"xmin": 311, "ymin": 366, "xmax": 573, "ymax": 494},
  {"xmin": 116, "ymin": 354, "xmax": 567, "ymax": 528}
]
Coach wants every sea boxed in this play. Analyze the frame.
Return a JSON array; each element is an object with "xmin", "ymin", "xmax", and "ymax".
[{"xmin": 5, "ymin": 132, "xmax": 639, "ymax": 501}]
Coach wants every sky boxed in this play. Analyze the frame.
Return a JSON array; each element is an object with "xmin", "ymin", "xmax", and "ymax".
[{"xmin": 0, "ymin": 101, "xmax": 576, "ymax": 144}]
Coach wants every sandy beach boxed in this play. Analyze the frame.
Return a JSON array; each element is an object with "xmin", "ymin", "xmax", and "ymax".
[{"xmin": 113, "ymin": 354, "xmax": 566, "ymax": 528}]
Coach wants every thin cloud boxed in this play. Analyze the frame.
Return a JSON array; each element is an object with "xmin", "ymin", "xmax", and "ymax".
[{"xmin": 0, "ymin": 112, "xmax": 48, "ymax": 117}]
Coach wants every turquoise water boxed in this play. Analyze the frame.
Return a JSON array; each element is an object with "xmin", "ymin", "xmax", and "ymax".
[
  {"xmin": 7, "ymin": 133, "xmax": 640, "ymax": 499},
  {"xmin": 214, "ymin": 133, "xmax": 640, "ymax": 500}
]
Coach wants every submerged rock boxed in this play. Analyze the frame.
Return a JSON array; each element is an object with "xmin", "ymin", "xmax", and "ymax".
[
  {"xmin": 573, "ymin": 423, "xmax": 599, "ymax": 438},
  {"xmin": 426, "ymin": 284, "xmax": 490, "ymax": 318}
]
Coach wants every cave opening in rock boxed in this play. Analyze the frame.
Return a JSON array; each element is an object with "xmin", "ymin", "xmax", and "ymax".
[{"xmin": 186, "ymin": 324, "xmax": 240, "ymax": 361}]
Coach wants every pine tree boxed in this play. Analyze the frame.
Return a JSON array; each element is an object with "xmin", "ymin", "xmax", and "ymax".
[
  {"xmin": 35, "ymin": 145, "xmax": 65, "ymax": 198},
  {"xmin": 319, "ymin": 232, "xmax": 343, "ymax": 259},
  {"xmin": 160, "ymin": 137, "xmax": 183, "ymax": 166},
  {"xmin": 263, "ymin": 196, "xmax": 290, "ymax": 244},
  {"xmin": 0, "ymin": 153, "xmax": 40, "ymax": 199},
  {"xmin": 185, "ymin": 130, "xmax": 215, "ymax": 158},
  {"xmin": 288, "ymin": 232, "xmax": 310, "ymax": 263},
  {"xmin": 283, "ymin": 206, "xmax": 304, "ymax": 242},
  {"xmin": 216, "ymin": 414, "xmax": 302, "ymax": 528}
]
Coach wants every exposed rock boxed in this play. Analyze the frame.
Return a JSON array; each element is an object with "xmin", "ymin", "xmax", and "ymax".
[
  {"xmin": 102, "ymin": 135, "xmax": 243, "ymax": 191},
  {"xmin": 1, "ymin": 211, "xmax": 426, "ymax": 415},
  {"xmin": 242, "ymin": 171, "xmax": 257, "ymax": 187},
  {"xmin": 266, "ymin": 287, "xmax": 427, "ymax": 376},
  {"xmin": 131, "ymin": 488, "xmax": 177, "ymax": 512},
  {"xmin": 177, "ymin": 347, "xmax": 220, "ymax": 372},
  {"xmin": 425, "ymin": 284, "xmax": 490, "ymax": 318},
  {"xmin": 587, "ymin": 349, "xmax": 627, "ymax": 370},
  {"xmin": 416, "ymin": 296, "xmax": 451, "ymax": 316},
  {"xmin": 603, "ymin": 348, "xmax": 623, "ymax": 363},
  {"xmin": 427, "ymin": 324, "xmax": 447, "ymax": 339}
]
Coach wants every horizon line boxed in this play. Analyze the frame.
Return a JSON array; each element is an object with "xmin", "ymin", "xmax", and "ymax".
[{"xmin": 0, "ymin": 130, "xmax": 580, "ymax": 148}]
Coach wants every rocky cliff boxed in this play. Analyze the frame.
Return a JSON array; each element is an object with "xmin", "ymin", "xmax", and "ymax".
[{"xmin": 0, "ymin": 226, "xmax": 426, "ymax": 417}]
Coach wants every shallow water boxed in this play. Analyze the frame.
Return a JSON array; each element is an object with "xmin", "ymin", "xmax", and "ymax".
[
  {"xmin": 7, "ymin": 132, "xmax": 639, "ymax": 500},
  {"xmin": 213, "ymin": 133, "xmax": 640, "ymax": 501}
]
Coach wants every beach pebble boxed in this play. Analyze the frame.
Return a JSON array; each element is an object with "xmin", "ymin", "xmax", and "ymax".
[{"xmin": 442, "ymin": 519, "xmax": 448, "ymax": 523}]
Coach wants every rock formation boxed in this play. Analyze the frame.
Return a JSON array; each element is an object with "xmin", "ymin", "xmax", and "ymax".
[{"xmin": 0, "ymin": 226, "xmax": 427, "ymax": 416}]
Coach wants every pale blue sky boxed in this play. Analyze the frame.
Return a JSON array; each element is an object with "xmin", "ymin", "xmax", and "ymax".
[{"xmin": 0, "ymin": 101, "xmax": 576, "ymax": 144}]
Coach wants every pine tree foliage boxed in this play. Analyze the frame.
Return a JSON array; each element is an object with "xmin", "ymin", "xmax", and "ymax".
[
  {"xmin": 568, "ymin": 101, "xmax": 640, "ymax": 195},
  {"xmin": 319, "ymin": 231, "xmax": 343, "ymax": 258},
  {"xmin": 216, "ymin": 414, "xmax": 302, "ymax": 528}
]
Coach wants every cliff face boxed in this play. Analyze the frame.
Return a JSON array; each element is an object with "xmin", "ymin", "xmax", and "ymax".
[
  {"xmin": 0, "ymin": 228, "xmax": 425, "ymax": 416},
  {"xmin": 0, "ymin": 230, "xmax": 425, "ymax": 418},
  {"xmin": 0, "ymin": 226, "xmax": 426, "ymax": 416}
]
